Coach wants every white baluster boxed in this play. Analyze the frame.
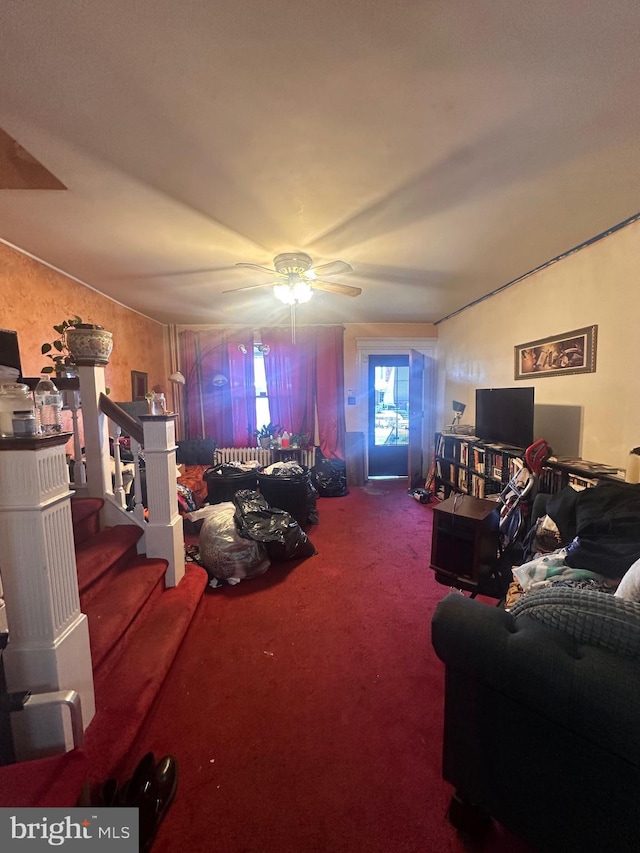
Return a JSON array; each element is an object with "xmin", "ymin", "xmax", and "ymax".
[
  {"xmin": 64, "ymin": 390, "xmax": 87, "ymax": 492},
  {"xmin": 110, "ymin": 421, "xmax": 126, "ymax": 508},
  {"xmin": 129, "ymin": 438, "xmax": 146, "ymax": 525}
]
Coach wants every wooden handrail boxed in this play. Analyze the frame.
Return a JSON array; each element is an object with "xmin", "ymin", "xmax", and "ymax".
[{"xmin": 98, "ymin": 393, "xmax": 144, "ymax": 445}]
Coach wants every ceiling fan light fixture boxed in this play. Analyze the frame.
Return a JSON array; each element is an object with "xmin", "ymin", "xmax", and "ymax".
[
  {"xmin": 273, "ymin": 278, "xmax": 313, "ymax": 305},
  {"xmin": 274, "ymin": 283, "xmax": 296, "ymax": 304},
  {"xmin": 292, "ymin": 280, "xmax": 313, "ymax": 303}
]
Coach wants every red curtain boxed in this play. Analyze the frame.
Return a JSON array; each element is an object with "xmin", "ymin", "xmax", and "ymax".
[
  {"xmin": 261, "ymin": 325, "xmax": 346, "ymax": 459},
  {"xmin": 179, "ymin": 325, "xmax": 346, "ymax": 455},
  {"xmin": 260, "ymin": 327, "xmax": 315, "ymax": 442},
  {"xmin": 179, "ymin": 329, "xmax": 255, "ymax": 447},
  {"xmin": 314, "ymin": 326, "xmax": 346, "ymax": 460}
]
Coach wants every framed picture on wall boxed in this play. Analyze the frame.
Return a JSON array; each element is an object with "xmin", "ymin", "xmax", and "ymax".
[
  {"xmin": 514, "ymin": 325, "xmax": 597, "ymax": 379},
  {"xmin": 131, "ymin": 370, "xmax": 148, "ymax": 400}
]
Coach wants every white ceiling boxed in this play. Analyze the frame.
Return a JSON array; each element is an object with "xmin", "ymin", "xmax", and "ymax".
[{"xmin": 1, "ymin": 0, "xmax": 639, "ymax": 327}]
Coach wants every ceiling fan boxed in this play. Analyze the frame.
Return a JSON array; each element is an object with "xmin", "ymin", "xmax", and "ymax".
[{"xmin": 225, "ymin": 252, "xmax": 362, "ymax": 304}]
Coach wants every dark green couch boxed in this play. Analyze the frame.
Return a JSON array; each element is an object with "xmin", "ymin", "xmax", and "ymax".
[{"xmin": 431, "ymin": 588, "xmax": 640, "ymax": 852}]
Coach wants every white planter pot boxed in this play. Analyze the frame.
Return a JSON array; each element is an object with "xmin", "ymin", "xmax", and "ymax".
[{"xmin": 66, "ymin": 325, "xmax": 113, "ymax": 366}]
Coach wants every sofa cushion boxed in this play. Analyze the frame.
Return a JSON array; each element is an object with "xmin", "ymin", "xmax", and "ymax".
[{"xmin": 510, "ymin": 587, "xmax": 640, "ymax": 658}]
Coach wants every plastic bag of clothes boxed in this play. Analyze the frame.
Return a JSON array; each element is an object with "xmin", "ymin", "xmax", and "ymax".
[
  {"xmin": 233, "ymin": 489, "xmax": 317, "ymax": 561},
  {"xmin": 189, "ymin": 502, "xmax": 270, "ymax": 582},
  {"xmin": 311, "ymin": 453, "xmax": 349, "ymax": 497}
]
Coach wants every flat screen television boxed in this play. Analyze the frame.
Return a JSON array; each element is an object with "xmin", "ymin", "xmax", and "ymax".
[
  {"xmin": 0, "ymin": 328, "xmax": 22, "ymax": 378},
  {"xmin": 475, "ymin": 387, "xmax": 534, "ymax": 449}
]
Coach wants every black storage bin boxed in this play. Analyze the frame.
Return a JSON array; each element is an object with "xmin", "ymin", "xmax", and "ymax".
[
  {"xmin": 204, "ymin": 465, "xmax": 259, "ymax": 505},
  {"xmin": 257, "ymin": 467, "xmax": 312, "ymax": 526}
]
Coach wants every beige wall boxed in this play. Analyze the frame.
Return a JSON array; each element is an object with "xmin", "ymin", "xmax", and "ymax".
[
  {"xmin": 436, "ymin": 218, "xmax": 640, "ymax": 470},
  {"xmin": 0, "ymin": 241, "xmax": 169, "ymax": 399}
]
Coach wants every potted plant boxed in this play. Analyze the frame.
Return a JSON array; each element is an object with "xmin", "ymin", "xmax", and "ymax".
[
  {"xmin": 41, "ymin": 317, "xmax": 113, "ymax": 374},
  {"xmin": 41, "ymin": 316, "xmax": 83, "ymax": 374},
  {"xmin": 40, "ymin": 316, "xmax": 113, "ymax": 375},
  {"xmin": 66, "ymin": 323, "xmax": 113, "ymax": 366},
  {"xmin": 290, "ymin": 432, "xmax": 310, "ymax": 449},
  {"xmin": 255, "ymin": 422, "xmax": 281, "ymax": 448}
]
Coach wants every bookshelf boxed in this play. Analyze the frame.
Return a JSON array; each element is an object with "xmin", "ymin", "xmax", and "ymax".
[
  {"xmin": 434, "ymin": 432, "xmax": 525, "ymax": 500},
  {"xmin": 434, "ymin": 432, "xmax": 625, "ymax": 500},
  {"xmin": 539, "ymin": 457, "xmax": 624, "ymax": 492}
]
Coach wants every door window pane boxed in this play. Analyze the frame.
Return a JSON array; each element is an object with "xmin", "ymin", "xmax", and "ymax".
[{"xmin": 374, "ymin": 365, "xmax": 409, "ymax": 446}]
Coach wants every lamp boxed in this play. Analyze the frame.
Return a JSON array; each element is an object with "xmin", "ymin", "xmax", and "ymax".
[
  {"xmin": 450, "ymin": 400, "xmax": 466, "ymax": 433},
  {"xmin": 169, "ymin": 371, "xmax": 186, "ymax": 385}
]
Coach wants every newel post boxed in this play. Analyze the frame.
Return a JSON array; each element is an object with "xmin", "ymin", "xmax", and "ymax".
[
  {"xmin": 139, "ymin": 414, "xmax": 185, "ymax": 587},
  {"xmin": 0, "ymin": 434, "xmax": 95, "ymax": 761},
  {"xmin": 76, "ymin": 363, "xmax": 112, "ymax": 502}
]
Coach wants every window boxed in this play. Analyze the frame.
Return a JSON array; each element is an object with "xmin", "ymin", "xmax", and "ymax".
[{"xmin": 253, "ymin": 340, "xmax": 271, "ymax": 429}]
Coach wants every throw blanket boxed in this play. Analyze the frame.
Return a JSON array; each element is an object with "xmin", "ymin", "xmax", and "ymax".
[
  {"xmin": 545, "ymin": 481, "xmax": 640, "ymax": 579},
  {"xmin": 513, "ymin": 549, "xmax": 606, "ymax": 592}
]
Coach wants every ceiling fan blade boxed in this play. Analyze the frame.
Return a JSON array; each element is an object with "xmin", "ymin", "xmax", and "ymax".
[
  {"xmin": 235, "ymin": 262, "xmax": 278, "ymax": 275},
  {"xmin": 222, "ymin": 280, "xmax": 276, "ymax": 294},
  {"xmin": 308, "ymin": 260, "xmax": 353, "ymax": 278},
  {"xmin": 311, "ymin": 279, "xmax": 362, "ymax": 297}
]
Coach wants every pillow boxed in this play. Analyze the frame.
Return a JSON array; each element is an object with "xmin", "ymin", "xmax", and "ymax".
[{"xmin": 615, "ymin": 557, "xmax": 640, "ymax": 602}]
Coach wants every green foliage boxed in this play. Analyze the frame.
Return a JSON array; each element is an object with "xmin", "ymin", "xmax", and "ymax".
[
  {"xmin": 41, "ymin": 316, "xmax": 83, "ymax": 374},
  {"xmin": 290, "ymin": 432, "xmax": 310, "ymax": 448},
  {"xmin": 255, "ymin": 422, "xmax": 281, "ymax": 439}
]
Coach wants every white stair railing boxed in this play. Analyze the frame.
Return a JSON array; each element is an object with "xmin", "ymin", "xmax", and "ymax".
[
  {"xmin": 63, "ymin": 386, "xmax": 87, "ymax": 493},
  {"xmin": 109, "ymin": 421, "xmax": 127, "ymax": 508}
]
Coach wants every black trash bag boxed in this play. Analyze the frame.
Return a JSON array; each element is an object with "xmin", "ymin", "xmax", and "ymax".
[
  {"xmin": 306, "ymin": 479, "xmax": 319, "ymax": 525},
  {"xmin": 233, "ymin": 490, "xmax": 317, "ymax": 561},
  {"xmin": 203, "ymin": 463, "xmax": 259, "ymax": 504},
  {"xmin": 311, "ymin": 455, "xmax": 348, "ymax": 497},
  {"xmin": 257, "ymin": 465, "xmax": 318, "ymax": 526}
]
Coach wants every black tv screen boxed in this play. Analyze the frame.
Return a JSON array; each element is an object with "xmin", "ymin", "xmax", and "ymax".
[
  {"xmin": 0, "ymin": 328, "xmax": 22, "ymax": 377},
  {"xmin": 475, "ymin": 387, "xmax": 534, "ymax": 449}
]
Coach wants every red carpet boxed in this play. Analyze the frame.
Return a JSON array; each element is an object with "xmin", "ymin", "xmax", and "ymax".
[{"xmin": 126, "ymin": 481, "xmax": 532, "ymax": 853}]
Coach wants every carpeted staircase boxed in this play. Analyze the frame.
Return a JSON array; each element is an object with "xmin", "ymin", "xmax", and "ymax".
[{"xmin": 0, "ymin": 496, "xmax": 207, "ymax": 806}]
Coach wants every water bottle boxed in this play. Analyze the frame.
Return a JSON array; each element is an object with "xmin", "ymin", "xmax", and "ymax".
[{"xmin": 34, "ymin": 376, "xmax": 63, "ymax": 435}]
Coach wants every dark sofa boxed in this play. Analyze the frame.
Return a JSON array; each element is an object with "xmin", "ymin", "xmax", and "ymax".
[{"xmin": 431, "ymin": 588, "xmax": 640, "ymax": 853}]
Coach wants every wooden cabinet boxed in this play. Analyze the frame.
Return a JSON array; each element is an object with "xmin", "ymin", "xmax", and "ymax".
[{"xmin": 430, "ymin": 493, "xmax": 500, "ymax": 592}]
